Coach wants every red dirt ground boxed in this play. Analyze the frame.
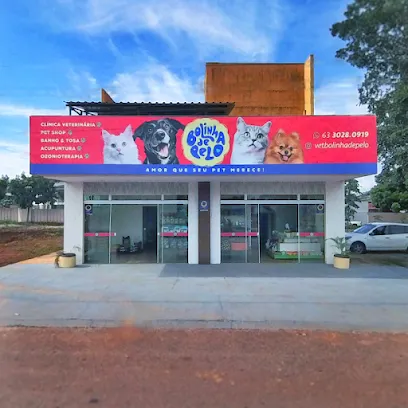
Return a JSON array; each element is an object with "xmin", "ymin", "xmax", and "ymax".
[
  {"xmin": 0, "ymin": 227, "xmax": 62, "ymax": 267},
  {"xmin": 1, "ymin": 327, "xmax": 408, "ymax": 408}
]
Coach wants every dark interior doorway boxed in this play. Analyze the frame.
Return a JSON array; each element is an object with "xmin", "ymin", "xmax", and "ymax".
[{"xmin": 143, "ymin": 206, "xmax": 158, "ymax": 252}]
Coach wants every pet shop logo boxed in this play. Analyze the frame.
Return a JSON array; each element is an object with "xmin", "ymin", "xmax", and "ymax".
[{"xmin": 182, "ymin": 118, "xmax": 230, "ymax": 166}]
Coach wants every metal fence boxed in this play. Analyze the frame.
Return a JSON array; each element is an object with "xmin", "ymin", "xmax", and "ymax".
[
  {"xmin": 0, "ymin": 208, "xmax": 64, "ymax": 224},
  {"xmin": 0, "ymin": 207, "xmax": 18, "ymax": 221}
]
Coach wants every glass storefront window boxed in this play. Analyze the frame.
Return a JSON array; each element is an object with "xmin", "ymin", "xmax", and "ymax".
[
  {"xmin": 247, "ymin": 194, "xmax": 297, "ymax": 200},
  {"xmin": 84, "ymin": 204, "xmax": 111, "ymax": 264},
  {"xmin": 84, "ymin": 195, "xmax": 109, "ymax": 200},
  {"xmin": 82, "ymin": 193, "xmax": 325, "ymax": 265},
  {"xmin": 163, "ymin": 195, "xmax": 188, "ymax": 200},
  {"xmin": 158, "ymin": 204, "xmax": 188, "ymax": 263},
  {"xmin": 110, "ymin": 204, "xmax": 158, "ymax": 264},
  {"xmin": 220, "ymin": 202, "xmax": 324, "ymax": 264},
  {"xmin": 299, "ymin": 194, "xmax": 324, "ymax": 200},
  {"xmin": 247, "ymin": 204, "xmax": 259, "ymax": 263},
  {"xmin": 260, "ymin": 204, "xmax": 298, "ymax": 262},
  {"xmin": 84, "ymin": 198, "xmax": 188, "ymax": 264},
  {"xmin": 221, "ymin": 195, "xmax": 245, "ymax": 200},
  {"xmin": 221, "ymin": 204, "xmax": 247, "ymax": 263},
  {"xmin": 298, "ymin": 204, "xmax": 325, "ymax": 262},
  {"xmin": 111, "ymin": 195, "xmax": 161, "ymax": 200}
]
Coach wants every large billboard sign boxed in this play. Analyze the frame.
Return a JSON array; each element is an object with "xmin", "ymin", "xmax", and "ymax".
[{"xmin": 29, "ymin": 115, "xmax": 377, "ymax": 175}]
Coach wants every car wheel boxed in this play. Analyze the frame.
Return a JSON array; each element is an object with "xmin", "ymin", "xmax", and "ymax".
[{"xmin": 351, "ymin": 241, "xmax": 366, "ymax": 254}]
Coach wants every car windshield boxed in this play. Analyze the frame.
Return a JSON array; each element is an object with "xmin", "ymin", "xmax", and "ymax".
[{"xmin": 353, "ymin": 224, "xmax": 375, "ymax": 234}]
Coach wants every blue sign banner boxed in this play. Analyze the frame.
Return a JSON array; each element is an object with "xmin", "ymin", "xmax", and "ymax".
[{"xmin": 31, "ymin": 163, "xmax": 378, "ymax": 176}]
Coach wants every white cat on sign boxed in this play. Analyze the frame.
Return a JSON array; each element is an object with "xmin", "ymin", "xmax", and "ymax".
[{"xmin": 102, "ymin": 124, "xmax": 141, "ymax": 164}]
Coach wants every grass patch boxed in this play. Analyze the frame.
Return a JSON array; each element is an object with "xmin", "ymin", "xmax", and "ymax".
[{"xmin": 0, "ymin": 221, "xmax": 63, "ymax": 227}]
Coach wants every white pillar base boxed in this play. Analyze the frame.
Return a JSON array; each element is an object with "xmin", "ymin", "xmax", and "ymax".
[
  {"xmin": 188, "ymin": 182, "xmax": 199, "ymax": 264},
  {"xmin": 63, "ymin": 182, "xmax": 84, "ymax": 264},
  {"xmin": 210, "ymin": 181, "xmax": 221, "ymax": 264},
  {"xmin": 325, "ymin": 181, "xmax": 345, "ymax": 264}
]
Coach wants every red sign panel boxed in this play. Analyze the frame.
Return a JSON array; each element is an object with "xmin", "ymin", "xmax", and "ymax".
[{"xmin": 29, "ymin": 115, "xmax": 377, "ymax": 175}]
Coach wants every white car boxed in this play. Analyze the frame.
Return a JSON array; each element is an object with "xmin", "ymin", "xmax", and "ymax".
[{"xmin": 346, "ymin": 222, "xmax": 408, "ymax": 254}]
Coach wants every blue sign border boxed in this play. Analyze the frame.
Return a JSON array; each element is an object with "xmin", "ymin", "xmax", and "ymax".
[{"xmin": 30, "ymin": 163, "xmax": 377, "ymax": 176}]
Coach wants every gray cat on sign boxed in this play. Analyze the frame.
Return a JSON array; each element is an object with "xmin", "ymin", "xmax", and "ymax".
[{"xmin": 230, "ymin": 117, "xmax": 272, "ymax": 165}]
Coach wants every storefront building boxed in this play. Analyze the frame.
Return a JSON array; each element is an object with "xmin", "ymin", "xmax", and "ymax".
[{"xmin": 28, "ymin": 59, "xmax": 378, "ymax": 266}]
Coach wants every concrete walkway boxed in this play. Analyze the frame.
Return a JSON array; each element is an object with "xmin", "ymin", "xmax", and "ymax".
[
  {"xmin": 17, "ymin": 252, "xmax": 57, "ymax": 264},
  {"xmin": 1, "ymin": 263, "xmax": 408, "ymax": 331}
]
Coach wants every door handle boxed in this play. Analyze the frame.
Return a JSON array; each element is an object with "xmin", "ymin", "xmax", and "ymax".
[{"xmin": 385, "ymin": 237, "xmax": 390, "ymax": 239}]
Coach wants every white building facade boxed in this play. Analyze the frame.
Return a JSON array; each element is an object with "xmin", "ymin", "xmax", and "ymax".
[{"xmin": 30, "ymin": 114, "xmax": 377, "ymax": 267}]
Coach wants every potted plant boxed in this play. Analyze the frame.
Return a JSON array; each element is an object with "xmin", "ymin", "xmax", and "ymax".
[
  {"xmin": 54, "ymin": 251, "xmax": 77, "ymax": 268},
  {"xmin": 329, "ymin": 237, "xmax": 350, "ymax": 269}
]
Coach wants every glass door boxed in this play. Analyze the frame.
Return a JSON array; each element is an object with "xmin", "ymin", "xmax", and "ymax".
[
  {"xmin": 158, "ymin": 203, "xmax": 188, "ymax": 263},
  {"xmin": 221, "ymin": 204, "xmax": 247, "ymax": 263},
  {"xmin": 84, "ymin": 204, "xmax": 111, "ymax": 264},
  {"xmin": 246, "ymin": 204, "xmax": 260, "ymax": 263},
  {"xmin": 298, "ymin": 204, "xmax": 325, "ymax": 262},
  {"xmin": 260, "ymin": 204, "xmax": 299, "ymax": 262},
  {"xmin": 109, "ymin": 204, "xmax": 157, "ymax": 264}
]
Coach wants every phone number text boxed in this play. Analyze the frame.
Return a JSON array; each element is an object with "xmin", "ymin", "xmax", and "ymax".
[{"xmin": 321, "ymin": 131, "xmax": 369, "ymax": 139}]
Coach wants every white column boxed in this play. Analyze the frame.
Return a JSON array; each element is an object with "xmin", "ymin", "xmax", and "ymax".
[
  {"xmin": 325, "ymin": 181, "xmax": 345, "ymax": 264},
  {"xmin": 64, "ymin": 182, "xmax": 84, "ymax": 264},
  {"xmin": 188, "ymin": 182, "xmax": 199, "ymax": 264},
  {"xmin": 210, "ymin": 181, "xmax": 221, "ymax": 264}
]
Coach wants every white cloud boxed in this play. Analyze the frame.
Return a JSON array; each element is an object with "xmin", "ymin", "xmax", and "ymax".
[
  {"xmin": 108, "ymin": 60, "xmax": 203, "ymax": 102},
  {"xmin": 0, "ymin": 140, "xmax": 29, "ymax": 177},
  {"xmin": 0, "ymin": 105, "xmax": 65, "ymax": 178},
  {"xmin": 358, "ymin": 169, "xmax": 380, "ymax": 192},
  {"xmin": 315, "ymin": 79, "xmax": 367, "ymax": 116},
  {"xmin": 315, "ymin": 78, "xmax": 377, "ymax": 192},
  {"xmin": 66, "ymin": 68, "xmax": 100, "ymax": 101},
  {"xmin": 48, "ymin": 0, "xmax": 285, "ymax": 59},
  {"xmin": 0, "ymin": 104, "xmax": 66, "ymax": 117}
]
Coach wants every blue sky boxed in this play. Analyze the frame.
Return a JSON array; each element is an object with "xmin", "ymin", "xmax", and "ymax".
[{"xmin": 0, "ymin": 0, "xmax": 375, "ymax": 189}]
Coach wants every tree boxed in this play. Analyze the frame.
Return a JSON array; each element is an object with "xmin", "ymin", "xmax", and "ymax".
[
  {"xmin": 345, "ymin": 179, "xmax": 362, "ymax": 222},
  {"xmin": 0, "ymin": 175, "xmax": 8, "ymax": 202},
  {"xmin": 331, "ymin": 0, "xmax": 408, "ymax": 197},
  {"xmin": 31, "ymin": 176, "xmax": 57, "ymax": 206},
  {"xmin": 391, "ymin": 202, "xmax": 402, "ymax": 213},
  {"xmin": 8, "ymin": 174, "xmax": 57, "ymax": 221},
  {"xmin": 370, "ymin": 171, "xmax": 408, "ymax": 210},
  {"xmin": 8, "ymin": 174, "xmax": 37, "ymax": 221}
]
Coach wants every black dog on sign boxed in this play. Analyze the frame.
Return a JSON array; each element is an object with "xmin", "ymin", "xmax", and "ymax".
[{"xmin": 133, "ymin": 118, "xmax": 185, "ymax": 164}]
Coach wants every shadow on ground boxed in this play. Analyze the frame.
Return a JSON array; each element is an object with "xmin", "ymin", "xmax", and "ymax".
[
  {"xmin": 159, "ymin": 262, "xmax": 408, "ymax": 278},
  {"xmin": 351, "ymin": 251, "xmax": 408, "ymax": 268}
]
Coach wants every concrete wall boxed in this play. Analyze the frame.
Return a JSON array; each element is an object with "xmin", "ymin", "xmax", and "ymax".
[
  {"xmin": 205, "ymin": 57, "xmax": 314, "ymax": 116},
  {"xmin": 353, "ymin": 201, "xmax": 369, "ymax": 224},
  {"xmin": 368, "ymin": 212, "xmax": 408, "ymax": 223}
]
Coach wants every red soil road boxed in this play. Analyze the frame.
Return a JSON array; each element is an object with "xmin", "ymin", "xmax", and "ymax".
[{"xmin": 1, "ymin": 328, "xmax": 408, "ymax": 408}]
